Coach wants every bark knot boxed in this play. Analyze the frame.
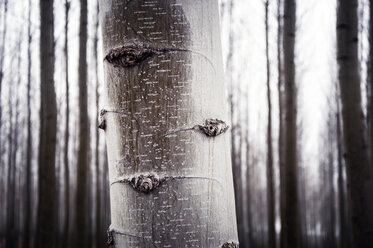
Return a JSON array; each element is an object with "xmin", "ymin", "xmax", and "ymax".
[
  {"xmin": 98, "ymin": 109, "xmax": 107, "ymax": 130},
  {"xmin": 198, "ymin": 118, "xmax": 229, "ymax": 137},
  {"xmin": 130, "ymin": 174, "xmax": 161, "ymax": 193},
  {"xmin": 105, "ymin": 45, "xmax": 155, "ymax": 67},
  {"xmin": 107, "ymin": 228, "xmax": 114, "ymax": 247},
  {"xmin": 221, "ymin": 242, "xmax": 239, "ymax": 248}
]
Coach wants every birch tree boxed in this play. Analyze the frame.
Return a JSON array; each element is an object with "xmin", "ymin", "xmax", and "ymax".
[
  {"xmin": 337, "ymin": 0, "xmax": 373, "ymax": 246},
  {"xmin": 98, "ymin": 0, "xmax": 238, "ymax": 247}
]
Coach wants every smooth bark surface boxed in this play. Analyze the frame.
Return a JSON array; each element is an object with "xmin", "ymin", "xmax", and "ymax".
[
  {"xmin": 99, "ymin": 1, "xmax": 238, "ymax": 247},
  {"xmin": 36, "ymin": 0, "xmax": 57, "ymax": 246},
  {"xmin": 337, "ymin": 0, "xmax": 373, "ymax": 246}
]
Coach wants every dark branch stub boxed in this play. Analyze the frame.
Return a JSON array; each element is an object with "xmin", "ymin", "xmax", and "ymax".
[
  {"xmin": 107, "ymin": 228, "xmax": 114, "ymax": 247},
  {"xmin": 130, "ymin": 175, "xmax": 165, "ymax": 193},
  {"xmin": 198, "ymin": 118, "xmax": 229, "ymax": 137},
  {"xmin": 105, "ymin": 45, "xmax": 155, "ymax": 67},
  {"xmin": 221, "ymin": 242, "xmax": 239, "ymax": 248},
  {"xmin": 105, "ymin": 44, "xmax": 190, "ymax": 68},
  {"xmin": 98, "ymin": 109, "xmax": 107, "ymax": 130}
]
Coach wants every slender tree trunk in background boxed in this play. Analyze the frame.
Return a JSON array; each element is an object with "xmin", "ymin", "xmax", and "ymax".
[
  {"xmin": 94, "ymin": 1, "xmax": 102, "ymax": 247},
  {"xmin": 10, "ymin": 40, "xmax": 21, "ymax": 247},
  {"xmin": 282, "ymin": 0, "xmax": 300, "ymax": 247},
  {"xmin": 62, "ymin": 1, "xmax": 70, "ymax": 248},
  {"xmin": 265, "ymin": 1, "xmax": 276, "ymax": 248},
  {"xmin": 0, "ymin": 0, "xmax": 8, "ymax": 168},
  {"xmin": 337, "ymin": 0, "xmax": 373, "ymax": 246},
  {"xmin": 36, "ymin": 0, "xmax": 57, "ymax": 246},
  {"xmin": 277, "ymin": 0, "xmax": 286, "ymax": 246},
  {"xmin": 6, "ymin": 57, "xmax": 15, "ymax": 248},
  {"xmin": 102, "ymin": 146, "xmax": 110, "ymax": 236},
  {"xmin": 244, "ymin": 93, "xmax": 253, "ymax": 248},
  {"xmin": 23, "ymin": 0, "xmax": 33, "ymax": 246},
  {"xmin": 75, "ymin": 0, "xmax": 89, "ymax": 246},
  {"xmin": 99, "ymin": 0, "xmax": 238, "ymax": 247},
  {"xmin": 369, "ymin": 0, "xmax": 373, "ymax": 166},
  {"xmin": 336, "ymin": 88, "xmax": 349, "ymax": 248},
  {"xmin": 327, "ymin": 145, "xmax": 336, "ymax": 248},
  {"xmin": 225, "ymin": 1, "xmax": 245, "ymax": 247},
  {"xmin": 325, "ymin": 112, "xmax": 336, "ymax": 248}
]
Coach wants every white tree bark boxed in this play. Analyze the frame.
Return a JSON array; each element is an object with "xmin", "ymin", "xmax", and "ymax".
[{"xmin": 98, "ymin": 0, "xmax": 238, "ymax": 247}]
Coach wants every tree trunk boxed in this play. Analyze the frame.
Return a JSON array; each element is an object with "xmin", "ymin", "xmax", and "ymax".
[
  {"xmin": 98, "ymin": 0, "xmax": 238, "ymax": 247},
  {"xmin": 62, "ymin": 1, "xmax": 70, "ymax": 248},
  {"xmin": 336, "ymin": 86, "xmax": 350, "ymax": 248},
  {"xmin": 326, "ymin": 112, "xmax": 336, "ymax": 248},
  {"xmin": 225, "ymin": 1, "xmax": 245, "ymax": 247},
  {"xmin": 23, "ymin": 0, "xmax": 33, "ymax": 246},
  {"xmin": 245, "ymin": 93, "xmax": 253, "ymax": 248},
  {"xmin": 337, "ymin": 0, "xmax": 373, "ymax": 246},
  {"xmin": 75, "ymin": 0, "xmax": 89, "ymax": 246},
  {"xmin": 277, "ymin": 0, "xmax": 286, "ymax": 246},
  {"xmin": 0, "ymin": 0, "xmax": 8, "ymax": 165},
  {"xmin": 369, "ymin": 0, "xmax": 373, "ymax": 170},
  {"xmin": 35, "ymin": 0, "xmax": 57, "ymax": 246},
  {"xmin": 265, "ymin": 1, "xmax": 276, "ymax": 248},
  {"xmin": 6, "ymin": 51, "xmax": 15, "ymax": 248},
  {"xmin": 94, "ymin": 1, "xmax": 102, "ymax": 247},
  {"xmin": 282, "ymin": 0, "xmax": 300, "ymax": 247}
]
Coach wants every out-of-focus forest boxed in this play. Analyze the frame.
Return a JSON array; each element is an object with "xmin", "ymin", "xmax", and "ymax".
[{"xmin": 1, "ymin": 0, "xmax": 373, "ymax": 247}]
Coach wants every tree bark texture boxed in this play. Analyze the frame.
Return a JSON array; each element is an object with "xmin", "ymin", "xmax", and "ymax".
[
  {"xmin": 99, "ymin": 1, "xmax": 238, "ymax": 247},
  {"xmin": 337, "ymin": 0, "xmax": 373, "ymax": 246},
  {"xmin": 282, "ymin": 0, "xmax": 301, "ymax": 247},
  {"xmin": 36, "ymin": 0, "xmax": 57, "ymax": 247}
]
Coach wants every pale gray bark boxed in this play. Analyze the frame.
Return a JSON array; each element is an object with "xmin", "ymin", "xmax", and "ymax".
[{"xmin": 99, "ymin": 0, "xmax": 238, "ymax": 247}]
